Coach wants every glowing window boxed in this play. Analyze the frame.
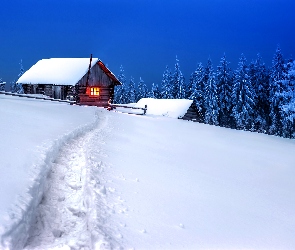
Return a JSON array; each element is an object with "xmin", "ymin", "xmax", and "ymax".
[{"xmin": 90, "ymin": 87, "xmax": 100, "ymax": 96}]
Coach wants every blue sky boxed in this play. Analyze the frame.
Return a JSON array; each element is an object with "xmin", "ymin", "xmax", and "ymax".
[{"xmin": 0, "ymin": 0, "xmax": 294, "ymax": 86}]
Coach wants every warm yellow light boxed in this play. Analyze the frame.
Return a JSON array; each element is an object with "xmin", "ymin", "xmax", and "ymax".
[{"xmin": 90, "ymin": 87, "xmax": 100, "ymax": 96}]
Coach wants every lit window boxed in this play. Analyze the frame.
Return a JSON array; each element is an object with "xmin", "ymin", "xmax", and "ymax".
[{"xmin": 90, "ymin": 87, "xmax": 100, "ymax": 96}]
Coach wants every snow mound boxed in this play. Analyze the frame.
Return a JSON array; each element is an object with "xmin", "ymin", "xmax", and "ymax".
[{"xmin": 134, "ymin": 98, "xmax": 193, "ymax": 118}]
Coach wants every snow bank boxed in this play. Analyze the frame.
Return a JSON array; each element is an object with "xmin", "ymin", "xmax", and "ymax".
[
  {"xmin": 99, "ymin": 111, "xmax": 295, "ymax": 250},
  {"xmin": 0, "ymin": 95, "xmax": 98, "ymax": 249},
  {"xmin": 134, "ymin": 98, "xmax": 193, "ymax": 118},
  {"xmin": 17, "ymin": 58, "xmax": 98, "ymax": 86}
]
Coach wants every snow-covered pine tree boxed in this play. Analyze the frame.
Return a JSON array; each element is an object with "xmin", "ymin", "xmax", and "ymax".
[
  {"xmin": 231, "ymin": 54, "xmax": 255, "ymax": 130},
  {"xmin": 11, "ymin": 60, "xmax": 25, "ymax": 94},
  {"xmin": 171, "ymin": 56, "xmax": 186, "ymax": 99},
  {"xmin": 161, "ymin": 66, "xmax": 173, "ymax": 99},
  {"xmin": 186, "ymin": 71, "xmax": 194, "ymax": 100},
  {"xmin": 19, "ymin": 59, "xmax": 24, "ymax": 78},
  {"xmin": 136, "ymin": 77, "xmax": 148, "ymax": 101},
  {"xmin": 10, "ymin": 81, "xmax": 17, "ymax": 93},
  {"xmin": 127, "ymin": 76, "xmax": 136, "ymax": 103},
  {"xmin": 189, "ymin": 63, "xmax": 205, "ymax": 121},
  {"xmin": 114, "ymin": 65, "xmax": 127, "ymax": 104},
  {"xmin": 248, "ymin": 54, "xmax": 270, "ymax": 132},
  {"xmin": 216, "ymin": 54, "xmax": 233, "ymax": 127},
  {"xmin": 0, "ymin": 78, "xmax": 5, "ymax": 91},
  {"xmin": 268, "ymin": 46, "xmax": 287, "ymax": 136},
  {"xmin": 18, "ymin": 60, "xmax": 24, "ymax": 94},
  {"xmin": 279, "ymin": 59, "xmax": 295, "ymax": 138},
  {"xmin": 203, "ymin": 58, "xmax": 219, "ymax": 125},
  {"xmin": 148, "ymin": 83, "xmax": 161, "ymax": 99}
]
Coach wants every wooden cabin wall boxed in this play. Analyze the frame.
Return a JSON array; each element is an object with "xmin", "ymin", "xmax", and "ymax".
[
  {"xmin": 23, "ymin": 84, "xmax": 31, "ymax": 94},
  {"xmin": 78, "ymin": 86, "xmax": 114, "ymax": 107},
  {"xmin": 23, "ymin": 84, "xmax": 70, "ymax": 100},
  {"xmin": 44, "ymin": 85, "xmax": 53, "ymax": 97},
  {"xmin": 23, "ymin": 84, "xmax": 46, "ymax": 95},
  {"xmin": 77, "ymin": 63, "xmax": 114, "ymax": 89}
]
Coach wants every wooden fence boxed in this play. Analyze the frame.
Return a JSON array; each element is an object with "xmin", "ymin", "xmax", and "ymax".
[
  {"xmin": 0, "ymin": 91, "xmax": 148, "ymax": 115},
  {"xmin": 108, "ymin": 104, "xmax": 147, "ymax": 115},
  {"xmin": 0, "ymin": 91, "xmax": 75, "ymax": 104}
]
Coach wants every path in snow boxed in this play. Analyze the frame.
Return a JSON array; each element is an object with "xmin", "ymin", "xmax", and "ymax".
[{"xmin": 24, "ymin": 113, "xmax": 123, "ymax": 250}]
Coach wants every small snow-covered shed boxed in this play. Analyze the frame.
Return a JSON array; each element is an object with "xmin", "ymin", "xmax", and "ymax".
[{"xmin": 17, "ymin": 57, "xmax": 121, "ymax": 107}]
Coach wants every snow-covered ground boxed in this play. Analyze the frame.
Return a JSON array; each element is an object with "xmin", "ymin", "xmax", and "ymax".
[
  {"xmin": 1, "ymin": 95, "xmax": 295, "ymax": 249},
  {"xmin": 0, "ymin": 95, "xmax": 97, "ymax": 249}
]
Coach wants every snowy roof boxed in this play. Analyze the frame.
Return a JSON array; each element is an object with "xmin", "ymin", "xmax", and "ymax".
[
  {"xmin": 134, "ymin": 98, "xmax": 193, "ymax": 118},
  {"xmin": 17, "ymin": 58, "xmax": 99, "ymax": 86}
]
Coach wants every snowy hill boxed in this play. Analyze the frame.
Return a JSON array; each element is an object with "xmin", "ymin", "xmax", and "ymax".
[
  {"xmin": 0, "ymin": 95, "xmax": 97, "ymax": 248},
  {"xmin": 1, "ymin": 95, "xmax": 295, "ymax": 249}
]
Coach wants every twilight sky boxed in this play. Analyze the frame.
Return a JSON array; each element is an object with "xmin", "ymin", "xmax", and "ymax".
[{"xmin": 0, "ymin": 0, "xmax": 294, "ymax": 87}]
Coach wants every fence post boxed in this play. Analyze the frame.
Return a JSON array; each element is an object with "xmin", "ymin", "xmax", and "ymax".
[{"xmin": 144, "ymin": 105, "xmax": 147, "ymax": 115}]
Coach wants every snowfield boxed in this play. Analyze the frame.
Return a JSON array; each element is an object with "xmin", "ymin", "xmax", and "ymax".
[
  {"xmin": 0, "ymin": 95, "xmax": 97, "ymax": 249},
  {"xmin": 1, "ymin": 95, "xmax": 295, "ymax": 250}
]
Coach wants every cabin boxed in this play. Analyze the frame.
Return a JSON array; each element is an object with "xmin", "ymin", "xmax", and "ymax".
[
  {"xmin": 181, "ymin": 101, "xmax": 203, "ymax": 122},
  {"xmin": 16, "ymin": 57, "xmax": 121, "ymax": 107}
]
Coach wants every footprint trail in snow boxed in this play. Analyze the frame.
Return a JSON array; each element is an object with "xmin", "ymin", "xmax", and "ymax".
[{"xmin": 24, "ymin": 114, "xmax": 121, "ymax": 249}]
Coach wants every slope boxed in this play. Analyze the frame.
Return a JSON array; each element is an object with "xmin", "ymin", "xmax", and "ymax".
[
  {"xmin": 1, "ymin": 95, "xmax": 295, "ymax": 249},
  {"xmin": 0, "ymin": 95, "xmax": 97, "ymax": 249},
  {"xmin": 97, "ymin": 111, "xmax": 295, "ymax": 250}
]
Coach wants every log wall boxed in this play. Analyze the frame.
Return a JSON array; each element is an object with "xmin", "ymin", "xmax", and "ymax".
[
  {"xmin": 78, "ymin": 86, "xmax": 114, "ymax": 107},
  {"xmin": 181, "ymin": 102, "xmax": 203, "ymax": 122},
  {"xmin": 77, "ymin": 63, "xmax": 113, "ymax": 88}
]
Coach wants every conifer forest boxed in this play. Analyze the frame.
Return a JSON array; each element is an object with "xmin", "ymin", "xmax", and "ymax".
[{"xmin": 114, "ymin": 46, "xmax": 295, "ymax": 139}]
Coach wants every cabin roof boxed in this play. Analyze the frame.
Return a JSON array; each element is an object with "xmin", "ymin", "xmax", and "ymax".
[{"xmin": 17, "ymin": 58, "xmax": 121, "ymax": 86}]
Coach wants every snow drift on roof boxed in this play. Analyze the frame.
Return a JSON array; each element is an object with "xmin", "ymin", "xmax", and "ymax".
[
  {"xmin": 134, "ymin": 98, "xmax": 193, "ymax": 118},
  {"xmin": 17, "ymin": 58, "xmax": 98, "ymax": 86}
]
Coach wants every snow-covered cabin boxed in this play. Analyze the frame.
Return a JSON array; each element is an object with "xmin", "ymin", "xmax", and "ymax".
[{"xmin": 17, "ymin": 58, "xmax": 121, "ymax": 107}]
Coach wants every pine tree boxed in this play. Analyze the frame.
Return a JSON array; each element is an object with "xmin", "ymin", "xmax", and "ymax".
[
  {"xmin": 216, "ymin": 54, "xmax": 233, "ymax": 127},
  {"xmin": 231, "ymin": 54, "xmax": 255, "ymax": 130},
  {"xmin": 18, "ymin": 59, "xmax": 24, "ymax": 78},
  {"xmin": 127, "ymin": 76, "xmax": 136, "ymax": 103},
  {"xmin": 11, "ymin": 60, "xmax": 25, "ymax": 94},
  {"xmin": 268, "ymin": 46, "xmax": 287, "ymax": 135},
  {"xmin": 114, "ymin": 65, "xmax": 127, "ymax": 104},
  {"xmin": 161, "ymin": 66, "xmax": 173, "ymax": 99},
  {"xmin": 137, "ymin": 77, "xmax": 148, "ymax": 101},
  {"xmin": 189, "ymin": 63, "xmax": 205, "ymax": 120},
  {"xmin": 186, "ymin": 71, "xmax": 194, "ymax": 100},
  {"xmin": 203, "ymin": 58, "xmax": 219, "ymax": 125},
  {"xmin": 11, "ymin": 81, "xmax": 17, "ymax": 92},
  {"xmin": 171, "ymin": 56, "xmax": 186, "ymax": 99},
  {"xmin": 248, "ymin": 54, "xmax": 269, "ymax": 132},
  {"xmin": 279, "ymin": 59, "xmax": 295, "ymax": 138},
  {"xmin": 148, "ymin": 83, "xmax": 161, "ymax": 99},
  {"xmin": 0, "ymin": 78, "xmax": 5, "ymax": 91}
]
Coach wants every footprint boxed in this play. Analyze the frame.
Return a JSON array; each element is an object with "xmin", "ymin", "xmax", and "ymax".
[
  {"xmin": 58, "ymin": 196, "xmax": 65, "ymax": 202},
  {"xmin": 68, "ymin": 182, "xmax": 82, "ymax": 190},
  {"xmin": 52, "ymin": 229, "xmax": 63, "ymax": 238}
]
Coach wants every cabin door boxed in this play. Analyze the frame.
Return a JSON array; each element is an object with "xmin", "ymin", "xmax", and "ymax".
[{"xmin": 53, "ymin": 86, "xmax": 61, "ymax": 99}]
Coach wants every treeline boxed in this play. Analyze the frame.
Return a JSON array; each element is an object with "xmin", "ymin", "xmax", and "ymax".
[
  {"xmin": 114, "ymin": 46, "xmax": 295, "ymax": 139},
  {"xmin": 1, "ymin": 60, "xmax": 25, "ymax": 93},
  {"xmin": 0, "ymin": 79, "xmax": 5, "ymax": 91}
]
